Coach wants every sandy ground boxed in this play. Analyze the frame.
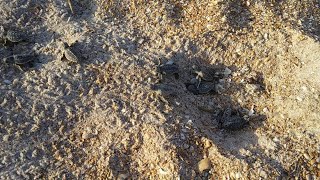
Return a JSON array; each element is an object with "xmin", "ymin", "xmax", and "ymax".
[{"xmin": 0, "ymin": 0, "xmax": 320, "ymax": 179}]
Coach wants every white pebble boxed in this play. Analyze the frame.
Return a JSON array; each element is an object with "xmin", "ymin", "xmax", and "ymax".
[
  {"xmin": 3, "ymin": 135, "xmax": 9, "ymax": 142},
  {"xmin": 296, "ymin": 96, "xmax": 303, "ymax": 101},
  {"xmin": 235, "ymin": 172, "xmax": 242, "ymax": 179}
]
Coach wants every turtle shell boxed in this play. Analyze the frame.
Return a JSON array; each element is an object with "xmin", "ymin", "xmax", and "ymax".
[
  {"xmin": 197, "ymin": 82, "xmax": 215, "ymax": 94},
  {"xmin": 13, "ymin": 54, "xmax": 35, "ymax": 64},
  {"xmin": 220, "ymin": 116, "xmax": 248, "ymax": 130},
  {"xmin": 186, "ymin": 82, "xmax": 216, "ymax": 95},
  {"xmin": 6, "ymin": 30, "xmax": 25, "ymax": 43},
  {"xmin": 217, "ymin": 108, "xmax": 249, "ymax": 130},
  {"xmin": 158, "ymin": 63, "xmax": 179, "ymax": 75}
]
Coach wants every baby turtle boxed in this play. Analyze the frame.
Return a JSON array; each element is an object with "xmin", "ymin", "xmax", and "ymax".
[
  {"xmin": 217, "ymin": 108, "xmax": 248, "ymax": 131},
  {"xmin": 158, "ymin": 63, "xmax": 179, "ymax": 75},
  {"xmin": 1, "ymin": 29, "xmax": 27, "ymax": 46},
  {"xmin": 63, "ymin": 42, "xmax": 78, "ymax": 63},
  {"xmin": 3, "ymin": 54, "xmax": 35, "ymax": 65},
  {"xmin": 2, "ymin": 54, "xmax": 36, "ymax": 70},
  {"xmin": 5, "ymin": 29, "xmax": 26, "ymax": 43},
  {"xmin": 186, "ymin": 81, "xmax": 216, "ymax": 95}
]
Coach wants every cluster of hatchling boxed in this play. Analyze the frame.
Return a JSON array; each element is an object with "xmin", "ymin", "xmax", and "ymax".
[
  {"xmin": 154, "ymin": 61, "xmax": 248, "ymax": 131},
  {"xmin": 0, "ymin": 27, "xmax": 79, "ymax": 70}
]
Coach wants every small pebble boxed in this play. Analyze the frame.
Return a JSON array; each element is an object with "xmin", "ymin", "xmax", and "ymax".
[
  {"xmin": 204, "ymin": 140, "xmax": 211, "ymax": 149},
  {"xmin": 198, "ymin": 158, "xmax": 211, "ymax": 172},
  {"xmin": 3, "ymin": 135, "xmax": 9, "ymax": 142},
  {"xmin": 304, "ymin": 153, "xmax": 311, "ymax": 160},
  {"xmin": 183, "ymin": 144, "xmax": 190, "ymax": 149},
  {"xmin": 235, "ymin": 172, "xmax": 241, "ymax": 179},
  {"xmin": 180, "ymin": 133, "xmax": 186, "ymax": 140},
  {"xmin": 189, "ymin": 146, "xmax": 194, "ymax": 152},
  {"xmin": 3, "ymin": 80, "xmax": 11, "ymax": 84},
  {"xmin": 32, "ymin": 150, "xmax": 38, "ymax": 158},
  {"xmin": 224, "ymin": 67, "xmax": 232, "ymax": 76},
  {"xmin": 309, "ymin": 159, "xmax": 316, "ymax": 165},
  {"xmin": 306, "ymin": 174, "xmax": 312, "ymax": 180},
  {"xmin": 263, "ymin": 107, "xmax": 269, "ymax": 113},
  {"xmin": 273, "ymin": 137, "xmax": 280, "ymax": 143},
  {"xmin": 259, "ymin": 170, "xmax": 267, "ymax": 178},
  {"xmin": 117, "ymin": 173, "xmax": 129, "ymax": 180}
]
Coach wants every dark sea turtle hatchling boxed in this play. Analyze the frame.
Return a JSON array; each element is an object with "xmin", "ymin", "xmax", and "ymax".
[
  {"xmin": 198, "ymin": 82, "xmax": 216, "ymax": 94},
  {"xmin": 5, "ymin": 29, "xmax": 26, "ymax": 43},
  {"xmin": 63, "ymin": 43, "xmax": 78, "ymax": 63},
  {"xmin": 158, "ymin": 63, "xmax": 179, "ymax": 75},
  {"xmin": 220, "ymin": 116, "xmax": 248, "ymax": 130},
  {"xmin": 3, "ymin": 54, "xmax": 35, "ymax": 65},
  {"xmin": 217, "ymin": 108, "xmax": 248, "ymax": 131},
  {"xmin": 186, "ymin": 82, "xmax": 215, "ymax": 95}
]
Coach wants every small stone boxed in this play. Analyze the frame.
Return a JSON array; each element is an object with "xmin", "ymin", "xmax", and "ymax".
[
  {"xmin": 224, "ymin": 67, "xmax": 232, "ymax": 76},
  {"xmin": 306, "ymin": 174, "xmax": 312, "ymax": 180},
  {"xmin": 198, "ymin": 158, "xmax": 211, "ymax": 172},
  {"xmin": 273, "ymin": 137, "xmax": 280, "ymax": 143},
  {"xmin": 165, "ymin": 60, "xmax": 174, "ymax": 65},
  {"xmin": 183, "ymin": 144, "xmax": 190, "ymax": 149},
  {"xmin": 204, "ymin": 140, "xmax": 211, "ymax": 149},
  {"xmin": 263, "ymin": 107, "xmax": 269, "ymax": 113},
  {"xmin": 180, "ymin": 133, "xmax": 186, "ymax": 140},
  {"xmin": 246, "ymin": 84, "xmax": 260, "ymax": 93},
  {"xmin": 32, "ymin": 150, "xmax": 38, "ymax": 158},
  {"xmin": 309, "ymin": 159, "xmax": 316, "ymax": 165},
  {"xmin": 259, "ymin": 170, "xmax": 267, "ymax": 178},
  {"xmin": 189, "ymin": 146, "xmax": 194, "ymax": 152},
  {"xmin": 235, "ymin": 172, "xmax": 241, "ymax": 179},
  {"xmin": 248, "ymin": 106, "xmax": 255, "ymax": 116},
  {"xmin": 158, "ymin": 168, "xmax": 169, "ymax": 175},
  {"xmin": 3, "ymin": 135, "xmax": 9, "ymax": 142},
  {"xmin": 137, "ymin": 38, "xmax": 144, "ymax": 44},
  {"xmin": 117, "ymin": 173, "xmax": 129, "ymax": 180},
  {"xmin": 3, "ymin": 80, "xmax": 11, "ymax": 84},
  {"xmin": 304, "ymin": 153, "xmax": 311, "ymax": 160}
]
